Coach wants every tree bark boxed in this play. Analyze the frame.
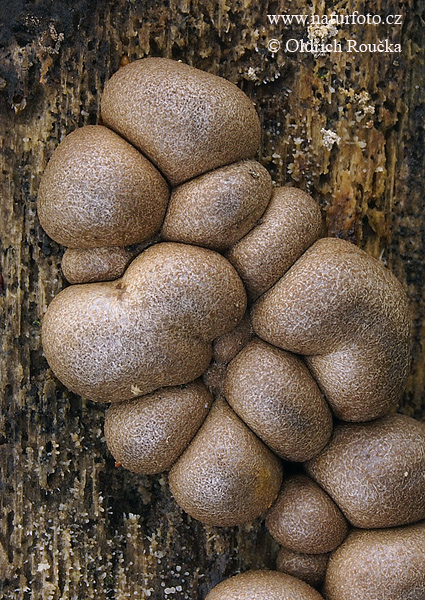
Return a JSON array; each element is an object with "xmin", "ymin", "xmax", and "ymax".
[{"xmin": 1, "ymin": 1, "xmax": 424, "ymax": 598}]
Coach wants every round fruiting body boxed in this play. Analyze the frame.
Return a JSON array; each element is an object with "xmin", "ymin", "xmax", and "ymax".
[
  {"xmin": 276, "ymin": 548, "xmax": 330, "ymax": 588},
  {"xmin": 161, "ymin": 160, "xmax": 272, "ymax": 250},
  {"xmin": 266, "ymin": 475, "xmax": 348, "ymax": 553},
  {"xmin": 61, "ymin": 246, "xmax": 134, "ymax": 284},
  {"xmin": 168, "ymin": 398, "xmax": 283, "ymax": 527},
  {"xmin": 324, "ymin": 521, "xmax": 425, "ymax": 600},
  {"xmin": 205, "ymin": 570, "xmax": 325, "ymax": 599},
  {"xmin": 226, "ymin": 186, "xmax": 322, "ymax": 300},
  {"xmin": 212, "ymin": 314, "xmax": 253, "ymax": 365},
  {"xmin": 38, "ymin": 125, "xmax": 169, "ymax": 248},
  {"xmin": 42, "ymin": 243, "xmax": 246, "ymax": 403},
  {"xmin": 104, "ymin": 381, "xmax": 212, "ymax": 474},
  {"xmin": 252, "ymin": 237, "xmax": 411, "ymax": 422},
  {"xmin": 224, "ymin": 339, "xmax": 333, "ymax": 462},
  {"xmin": 101, "ymin": 57, "xmax": 261, "ymax": 185},
  {"xmin": 306, "ymin": 414, "xmax": 425, "ymax": 528}
]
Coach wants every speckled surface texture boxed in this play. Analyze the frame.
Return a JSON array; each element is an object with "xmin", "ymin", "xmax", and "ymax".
[
  {"xmin": 276, "ymin": 548, "xmax": 330, "ymax": 588},
  {"xmin": 42, "ymin": 243, "xmax": 246, "ymax": 402},
  {"xmin": 252, "ymin": 238, "xmax": 412, "ymax": 421},
  {"xmin": 168, "ymin": 398, "xmax": 283, "ymax": 527},
  {"xmin": 162, "ymin": 160, "xmax": 272, "ymax": 250},
  {"xmin": 205, "ymin": 569, "xmax": 325, "ymax": 599},
  {"xmin": 37, "ymin": 125, "xmax": 170, "ymax": 248},
  {"xmin": 266, "ymin": 475, "xmax": 348, "ymax": 554},
  {"xmin": 1, "ymin": 0, "xmax": 425, "ymax": 598},
  {"xmin": 104, "ymin": 381, "xmax": 213, "ymax": 474},
  {"xmin": 61, "ymin": 246, "xmax": 134, "ymax": 283},
  {"xmin": 324, "ymin": 522, "xmax": 425, "ymax": 599},
  {"xmin": 224, "ymin": 339, "xmax": 333, "ymax": 461},
  {"xmin": 101, "ymin": 58, "xmax": 262, "ymax": 186},
  {"xmin": 306, "ymin": 414, "xmax": 425, "ymax": 528},
  {"xmin": 226, "ymin": 186, "xmax": 323, "ymax": 299}
]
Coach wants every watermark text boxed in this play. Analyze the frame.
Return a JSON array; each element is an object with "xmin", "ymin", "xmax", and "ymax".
[{"xmin": 267, "ymin": 12, "xmax": 403, "ymax": 27}]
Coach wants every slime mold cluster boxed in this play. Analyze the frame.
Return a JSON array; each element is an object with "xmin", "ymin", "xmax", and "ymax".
[{"xmin": 38, "ymin": 58, "xmax": 425, "ymax": 600}]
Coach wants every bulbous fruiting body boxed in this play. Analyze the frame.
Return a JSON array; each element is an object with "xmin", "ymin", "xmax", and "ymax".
[
  {"xmin": 227, "ymin": 186, "xmax": 323, "ymax": 300},
  {"xmin": 161, "ymin": 159, "xmax": 272, "ymax": 250},
  {"xmin": 306, "ymin": 414, "xmax": 425, "ymax": 528},
  {"xmin": 205, "ymin": 570, "xmax": 325, "ymax": 599},
  {"xmin": 212, "ymin": 314, "xmax": 253, "ymax": 365},
  {"xmin": 101, "ymin": 57, "xmax": 261, "ymax": 185},
  {"xmin": 38, "ymin": 125, "xmax": 169, "ymax": 248},
  {"xmin": 276, "ymin": 549, "xmax": 330, "ymax": 588},
  {"xmin": 224, "ymin": 339, "xmax": 332, "ymax": 462},
  {"xmin": 42, "ymin": 243, "xmax": 246, "ymax": 403},
  {"xmin": 324, "ymin": 521, "xmax": 425, "ymax": 600},
  {"xmin": 266, "ymin": 475, "xmax": 348, "ymax": 553},
  {"xmin": 61, "ymin": 246, "xmax": 134, "ymax": 284},
  {"xmin": 252, "ymin": 237, "xmax": 411, "ymax": 422},
  {"xmin": 168, "ymin": 398, "xmax": 283, "ymax": 527},
  {"xmin": 104, "ymin": 380, "xmax": 213, "ymax": 474}
]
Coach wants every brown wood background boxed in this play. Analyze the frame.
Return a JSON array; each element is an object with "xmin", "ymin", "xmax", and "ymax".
[{"xmin": 1, "ymin": 0, "xmax": 424, "ymax": 598}]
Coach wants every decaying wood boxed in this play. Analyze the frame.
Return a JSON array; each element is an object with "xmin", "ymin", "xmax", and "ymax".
[{"xmin": 1, "ymin": 1, "xmax": 424, "ymax": 598}]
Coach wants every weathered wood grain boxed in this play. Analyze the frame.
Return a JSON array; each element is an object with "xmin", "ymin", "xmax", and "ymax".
[{"xmin": 1, "ymin": 1, "xmax": 424, "ymax": 598}]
